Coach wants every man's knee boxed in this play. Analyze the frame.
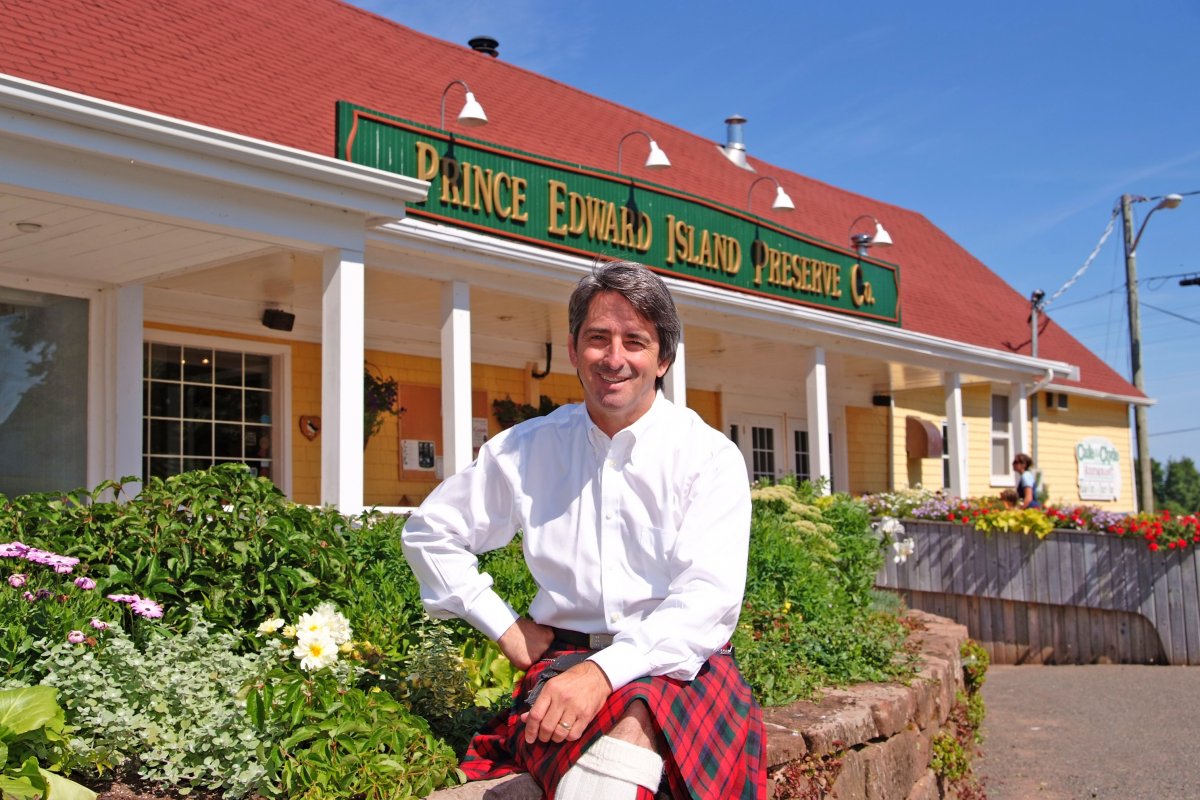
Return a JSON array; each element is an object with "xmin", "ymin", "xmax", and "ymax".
[{"xmin": 608, "ymin": 699, "xmax": 656, "ymax": 750}]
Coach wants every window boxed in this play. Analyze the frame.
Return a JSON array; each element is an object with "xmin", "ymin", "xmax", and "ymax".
[
  {"xmin": 942, "ymin": 421, "xmax": 951, "ymax": 489},
  {"xmin": 990, "ymin": 392, "xmax": 1012, "ymax": 482},
  {"xmin": 793, "ymin": 430, "xmax": 810, "ymax": 481},
  {"xmin": 750, "ymin": 425, "xmax": 776, "ymax": 482},
  {"xmin": 143, "ymin": 340, "xmax": 276, "ymax": 482},
  {"xmin": 0, "ymin": 288, "xmax": 88, "ymax": 495}
]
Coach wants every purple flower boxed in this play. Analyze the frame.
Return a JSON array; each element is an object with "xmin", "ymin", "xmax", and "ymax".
[
  {"xmin": 7, "ymin": 573, "xmax": 27, "ymax": 588},
  {"xmin": 106, "ymin": 593, "xmax": 141, "ymax": 604},
  {"xmin": 67, "ymin": 630, "xmax": 86, "ymax": 644},
  {"xmin": 22, "ymin": 590, "xmax": 36, "ymax": 602},
  {"xmin": 0, "ymin": 541, "xmax": 29, "ymax": 558},
  {"xmin": 130, "ymin": 598, "xmax": 164, "ymax": 619},
  {"xmin": 90, "ymin": 618, "xmax": 110, "ymax": 631},
  {"xmin": 74, "ymin": 576, "xmax": 97, "ymax": 590},
  {"xmin": 34, "ymin": 588, "xmax": 51, "ymax": 600}
]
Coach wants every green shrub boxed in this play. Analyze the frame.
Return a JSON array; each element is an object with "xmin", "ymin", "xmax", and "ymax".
[
  {"xmin": 33, "ymin": 608, "xmax": 273, "ymax": 797},
  {"xmin": 249, "ymin": 669, "xmax": 463, "ymax": 799},
  {"xmin": 930, "ymin": 731, "xmax": 970, "ymax": 781},
  {"xmin": 734, "ymin": 479, "xmax": 912, "ymax": 705},
  {"xmin": 960, "ymin": 638, "xmax": 990, "ymax": 694},
  {"xmin": 0, "ymin": 465, "xmax": 361, "ymax": 636}
]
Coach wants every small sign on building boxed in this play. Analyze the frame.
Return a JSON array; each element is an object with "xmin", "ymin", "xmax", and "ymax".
[{"xmin": 1075, "ymin": 436, "xmax": 1121, "ymax": 501}]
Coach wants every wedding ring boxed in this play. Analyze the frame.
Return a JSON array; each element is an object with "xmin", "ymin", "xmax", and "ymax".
[{"xmin": 559, "ymin": 721, "xmax": 572, "ymax": 730}]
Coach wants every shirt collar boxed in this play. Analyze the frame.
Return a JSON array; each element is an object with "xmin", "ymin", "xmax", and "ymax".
[{"xmin": 582, "ymin": 391, "xmax": 670, "ymax": 461}]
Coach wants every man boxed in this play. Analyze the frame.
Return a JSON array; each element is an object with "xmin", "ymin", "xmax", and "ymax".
[{"xmin": 402, "ymin": 261, "xmax": 765, "ymax": 799}]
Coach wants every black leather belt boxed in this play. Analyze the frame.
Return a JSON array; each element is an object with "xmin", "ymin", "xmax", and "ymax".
[
  {"xmin": 552, "ymin": 627, "xmax": 614, "ymax": 649},
  {"xmin": 551, "ymin": 627, "xmax": 734, "ymax": 655}
]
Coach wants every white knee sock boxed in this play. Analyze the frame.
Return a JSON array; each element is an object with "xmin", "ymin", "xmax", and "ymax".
[{"xmin": 556, "ymin": 734, "xmax": 664, "ymax": 800}]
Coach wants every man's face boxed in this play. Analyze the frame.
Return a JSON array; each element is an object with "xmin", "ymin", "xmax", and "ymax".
[{"xmin": 567, "ymin": 290, "xmax": 670, "ymax": 437}]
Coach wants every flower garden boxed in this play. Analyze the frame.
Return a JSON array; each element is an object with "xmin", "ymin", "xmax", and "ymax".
[
  {"xmin": 863, "ymin": 487, "xmax": 1200, "ymax": 553},
  {"xmin": 0, "ymin": 467, "xmax": 914, "ymax": 799}
]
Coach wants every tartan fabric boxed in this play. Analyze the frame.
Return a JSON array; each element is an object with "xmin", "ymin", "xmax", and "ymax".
[{"xmin": 462, "ymin": 645, "xmax": 767, "ymax": 800}]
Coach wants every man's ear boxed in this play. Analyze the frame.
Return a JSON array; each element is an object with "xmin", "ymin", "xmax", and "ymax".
[
  {"xmin": 656, "ymin": 358, "xmax": 670, "ymax": 379},
  {"xmin": 567, "ymin": 333, "xmax": 579, "ymax": 370}
]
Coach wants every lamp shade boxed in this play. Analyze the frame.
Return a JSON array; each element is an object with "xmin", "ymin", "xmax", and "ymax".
[
  {"xmin": 872, "ymin": 221, "xmax": 893, "ymax": 247},
  {"xmin": 457, "ymin": 91, "xmax": 488, "ymax": 127},
  {"xmin": 772, "ymin": 186, "xmax": 795, "ymax": 210},
  {"xmin": 644, "ymin": 140, "xmax": 671, "ymax": 169}
]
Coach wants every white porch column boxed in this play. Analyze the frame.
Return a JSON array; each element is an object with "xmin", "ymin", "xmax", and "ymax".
[
  {"xmin": 1010, "ymin": 382, "xmax": 1029, "ymax": 461},
  {"xmin": 441, "ymin": 280, "xmax": 472, "ymax": 476},
  {"xmin": 944, "ymin": 372, "xmax": 967, "ymax": 498},
  {"xmin": 88, "ymin": 284, "xmax": 143, "ymax": 492},
  {"xmin": 321, "ymin": 248, "xmax": 365, "ymax": 513},
  {"xmin": 804, "ymin": 347, "xmax": 831, "ymax": 494},
  {"xmin": 662, "ymin": 330, "xmax": 686, "ymax": 407}
]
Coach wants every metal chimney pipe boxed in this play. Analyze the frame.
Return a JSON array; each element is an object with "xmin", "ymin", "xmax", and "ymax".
[{"xmin": 721, "ymin": 115, "xmax": 752, "ymax": 170}]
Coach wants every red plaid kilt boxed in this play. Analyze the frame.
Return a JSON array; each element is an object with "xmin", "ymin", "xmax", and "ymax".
[{"xmin": 461, "ymin": 645, "xmax": 767, "ymax": 800}]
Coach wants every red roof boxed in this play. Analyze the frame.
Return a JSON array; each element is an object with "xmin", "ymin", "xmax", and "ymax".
[{"xmin": 0, "ymin": 0, "xmax": 1138, "ymax": 397}]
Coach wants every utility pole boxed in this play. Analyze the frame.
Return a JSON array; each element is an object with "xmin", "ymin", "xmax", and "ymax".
[
  {"xmin": 1121, "ymin": 192, "xmax": 1184, "ymax": 511},
  {"xmin": 1122, "ymin": 194, "xmax": 1154, "ymax": 513},
  {"xmin": 1030, "ymin": 289, "xmax": 1045, "ymax": 465}
]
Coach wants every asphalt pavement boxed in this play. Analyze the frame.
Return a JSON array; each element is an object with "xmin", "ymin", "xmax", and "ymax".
[{"xmin": 977, "ymin": 664, "xmax": 1200, "ymax": 799}]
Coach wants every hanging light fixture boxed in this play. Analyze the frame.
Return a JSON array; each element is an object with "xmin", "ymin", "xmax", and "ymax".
[
  {"xmin": 848, "ymin": 215, "xmax": 894, "ymax": 256},
  {"xmin": 746, "ymin": 176, "xmax": 794, "ymax": 212},
  {"xmin": 616, "ymin": 130, "xmax": 671, "ymax": 173},
  {"xmin": 439, "ymin": 79, "xmax": 488, "ymax": 129}
]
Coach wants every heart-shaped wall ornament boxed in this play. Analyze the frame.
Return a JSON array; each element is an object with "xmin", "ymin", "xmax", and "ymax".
[{"xmin": 299, "ymin": 415, "xmax": 321, "ymax": 441}]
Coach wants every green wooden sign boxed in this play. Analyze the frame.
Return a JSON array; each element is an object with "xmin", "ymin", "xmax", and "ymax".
[{"xmin": 337, "ymin": 102, "xmax": 899, "ymax": 324}]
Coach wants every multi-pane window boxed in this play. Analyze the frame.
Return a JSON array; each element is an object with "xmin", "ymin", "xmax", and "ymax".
[
  {"xmin": 793, "ymin": 430, "xmax": 810, "ymax": 481},
  {"xmin": 991, "ymin": 393, "xmax": 1012, "ymax": 479},
  {"xmin": 143, "ymin": 342, "xmax": 273, "ymax": 481},
  {"xmin": 750, "ymin": 425, "xmax": 775, "ymax": 482}
]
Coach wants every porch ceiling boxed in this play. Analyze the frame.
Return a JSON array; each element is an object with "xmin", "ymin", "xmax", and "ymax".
[{"xmin": 0, "ymin": 190, "xmax": 274, "ymax": 287}]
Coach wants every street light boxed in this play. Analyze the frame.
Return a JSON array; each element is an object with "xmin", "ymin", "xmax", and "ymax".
[
  {"xmin": 616, "ymin": 130, "xmax": 670, "ymax": 173},
  {"xmin": 439, "ymin": 80, "xmax": 488, "ymax": 129},
  {"xmin": 746, "ymin": 175, "xmax": 794, "ymax": 213},
  {"xmin": 1121, "ymin": 192, "xmax": 1183, "ymax": 512}
]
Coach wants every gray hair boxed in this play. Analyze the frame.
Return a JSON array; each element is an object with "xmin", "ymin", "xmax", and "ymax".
[{"xmin": 568, "ymin": 261, "xmax": 681, "ymax": 376}]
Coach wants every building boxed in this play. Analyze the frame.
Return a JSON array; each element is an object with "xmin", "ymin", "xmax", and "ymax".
[{"xmin": 0, "ymin": 0, "xmax": 1145, "ymax": 511}]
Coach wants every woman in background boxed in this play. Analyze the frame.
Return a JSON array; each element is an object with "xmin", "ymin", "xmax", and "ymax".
[{"xmin": 1012, "ymin": 453, "xmax": 1042, "ymax": 509}]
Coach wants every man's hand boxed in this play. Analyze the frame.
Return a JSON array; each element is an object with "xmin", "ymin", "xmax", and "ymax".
[
  {"xmin": 496, "ymin": 617, "xmax": 555, "ymax": 671},
  {"xmin": 521, "ymin": 660, "xmax": 612, "ymax": 745}
]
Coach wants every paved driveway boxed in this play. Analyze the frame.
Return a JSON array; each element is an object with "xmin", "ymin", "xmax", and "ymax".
[{"xmin": 978, "ymin": 664, "xmax": 1200, "ymax": 799}]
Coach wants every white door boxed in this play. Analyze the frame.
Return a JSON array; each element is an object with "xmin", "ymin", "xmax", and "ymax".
[{"xmin": 733, "ymin": 413, "xmax": 784, "ymax": 483}]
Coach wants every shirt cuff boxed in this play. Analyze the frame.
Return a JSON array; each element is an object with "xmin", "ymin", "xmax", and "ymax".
[
  {"xmin": 465, "ymin": 589, "xmax": 521, "ymax": 642},
  {"xmin": 587, "ymin": 640, "xmax": 651, "ymax": 691}
]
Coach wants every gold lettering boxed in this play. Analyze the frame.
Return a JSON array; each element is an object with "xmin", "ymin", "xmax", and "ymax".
[
  {"xmin": 636, "ymin": 213, "xmax": 652, "ymax": 252},
  {"xmin": 664, "ymin": 214, "xmax": 677, "ymax": 264},
  {"xmin": 511, "ymin": 177, "xmax": 529, "ymax": 222},
  {"xmin": 619, "ymin": 206, "xmax": 635, "ymax": 247},
  {"xmin": 751, "ymin": 239, "xmax": 767, "ymax": 285},
  {"xmin": 492, "ymin": 172, "xmax": 512, "ymax": 219},
  {"xmin": 547, "ymin": 180, "xmax": 568, "ymax": 236},
  {"xmin": 585, "ymin": 197, "xmax": 607, "ymax": 239},
  {"xmin": 569, "ymin": 192, "xmax": 587, "ymax": 235},
  {"xmin": 603, "ymin": 202, "xmax": 618, "ymax": 243},
  {"xmin": 828, "ymin": 264, "xmax": 842, "ymax": 298},
  {"xmin": 415, "ymin": 141, "xmax": 439, "ymax": 182}
]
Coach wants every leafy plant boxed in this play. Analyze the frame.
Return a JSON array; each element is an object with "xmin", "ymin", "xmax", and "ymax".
[
  {"xmin": 972, "ymin": 508, "xmax": 1055, "ymax": 538},
  {"xmin": 0, "ymin": 685, "xmax": 96, "ymax": 800},
  {"xmin": 34, "ymin": 607, "xmax": 273, "ymax": 797},
  {"xmin": 248, "ymin": 669, "xmax": 463, "ymax": 799},
  {"xmin": 960, "ymin": 639, "xmax": 990, "ymax": 694},
  {"xmin": 930, "ymin": 731, "xmax": 970, "ymax": 781},
  {"xmin": 0, "ymin": 465, "xmax": 359, "ymax": 636},
  {"xmin": 491, "ymin": 395, "xmax": 559, "ymax": 429},
  {"xmin": 364, "ymin": 365, "xmax": 401, "ymax": 444}
]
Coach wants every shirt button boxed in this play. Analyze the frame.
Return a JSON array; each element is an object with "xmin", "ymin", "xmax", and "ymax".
[{"xmin": 610, "ymin": 612, "xmax": 620, "ymax": 623}]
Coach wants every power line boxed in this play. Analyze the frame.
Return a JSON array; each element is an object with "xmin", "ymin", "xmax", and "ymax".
[
  {"xmin": 1149, "ymin": 426, "xmax": 1200, "ymax": 437},
  {"xmin": 1141, "ymin": 302, "xmax": 1200, "ymax": 327}
]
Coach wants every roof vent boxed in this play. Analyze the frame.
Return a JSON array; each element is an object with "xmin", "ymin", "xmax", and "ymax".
[
  {"xmin": 718, "ymin": 114, "xmax": 754, "ymax": 171},
  {"xmin": 468, "ymin": 36, "xmax": 499, "ymax": 58}
]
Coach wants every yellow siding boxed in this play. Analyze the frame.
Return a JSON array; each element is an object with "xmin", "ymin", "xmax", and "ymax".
[
  {"xmin": 846, "ymin": 405, "xmax": 888, "ymax": 495},
  {"xmin": 1029, "ymin": 394, "xmax": 1134, "ymax": 510},
  {"xmin": 687, "ymin": 389, "xmax": 721, "ymax": 432},
  {"xmin": 892, "ymin": 387, "xmax": 947, "ymax": 491}
]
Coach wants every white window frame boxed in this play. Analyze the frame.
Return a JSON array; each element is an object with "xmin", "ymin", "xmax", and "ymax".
[
  {"xmin": 990, "ymin": 389, "xmax": 1013, "ymax": 487},
  {"xmin": 142, "ymin": 329, "xmax": 293, "ymax": 497}
]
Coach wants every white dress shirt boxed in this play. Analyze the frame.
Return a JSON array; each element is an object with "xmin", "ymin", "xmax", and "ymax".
[{"xmin": 401, "ymin": 392, "xmax": 752, "ymax": 690}]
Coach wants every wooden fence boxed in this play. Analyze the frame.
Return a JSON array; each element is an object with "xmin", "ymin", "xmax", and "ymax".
[{"xmin": 874, "ymin": 521, "xmax": 1200, "ymax": 665}]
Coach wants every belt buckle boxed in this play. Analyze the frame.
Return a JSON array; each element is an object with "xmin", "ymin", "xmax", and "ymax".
[{"xmin": 588, "ymin": 633, "xmax": 614, "ymax": 649}]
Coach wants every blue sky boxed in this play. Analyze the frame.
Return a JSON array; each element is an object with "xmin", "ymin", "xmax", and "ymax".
[{"xmin": 356, "ymin": 1, "xmax": 1200, "ymax": 466}]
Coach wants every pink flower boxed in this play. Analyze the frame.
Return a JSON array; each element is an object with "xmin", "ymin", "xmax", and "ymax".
[
  {"xmin": 89, "ymin": 618, "xmax": 110, "ymax": 631},
  {"xmin": 74, "ymin": 576, "xmax": 97, "ymax": 590},
  {"xmin": 106, "ymin": 593, "xmax": 141, "ymax": 604},
  {"xmin": 67, "ymin": 630, "xmax": 86, "ymax": 644},
  {"xmin": 131, "ymin": 598, "xmax": 164, "ymax": 619},
  {"xmin": 22, "ymin": 591, "xmax": 36, "ymax": 602},
  {"xmin": 0, "ymin": 541, "xmax": 29, "ymax": 558},
  {"xmin": 7, "ymin": 573, "xmax": 27, "ymax": 588}
]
